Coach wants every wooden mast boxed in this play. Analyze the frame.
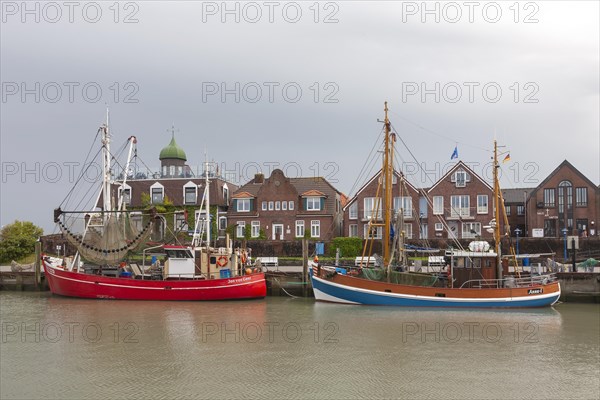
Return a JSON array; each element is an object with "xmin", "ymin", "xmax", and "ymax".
[
  {"xmin": 383, "ymin": 102, "xmax": 392, "ymax": 266},
  {"xmin": 493, "ymin": 140, "xmax": 502, "ymax": 281}
]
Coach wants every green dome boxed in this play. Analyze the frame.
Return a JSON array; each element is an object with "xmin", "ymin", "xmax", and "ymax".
[{"xmin": 159, "ymin": 136, "xmax": 187, "ymax": 161}]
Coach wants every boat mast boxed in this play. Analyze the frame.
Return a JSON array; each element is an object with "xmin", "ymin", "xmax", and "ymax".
[
  {"xmin": 493, "ymin": 139, "xmax": 502, "ymax": 280},
  {"xmin": 383, "ymin": 101, "xmax": 392, "ymax": 266},
  {"xmin": 102, "ymin": 109, "xmax": 112, "ymax": 221},
  {"xmin": 205, "ymin": 158, "xmax": 211, "ymax": 248}
]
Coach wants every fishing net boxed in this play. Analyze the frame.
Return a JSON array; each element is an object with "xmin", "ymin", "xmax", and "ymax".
[{"xmin": 361, "ymin": 268, "xmax": 438, "ymax": 286}]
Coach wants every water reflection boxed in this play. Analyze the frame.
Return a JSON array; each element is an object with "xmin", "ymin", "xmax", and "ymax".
[{"xmin": 1, "ymin": 294, "xmax": 598, "ymax": 400}]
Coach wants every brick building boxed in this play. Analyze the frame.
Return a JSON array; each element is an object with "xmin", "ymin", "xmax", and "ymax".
[
  {"xmin": 226, "ymin": 169, "xmax": 344, "ymax": 241},
  {"xmin": 501, "ymin": 188, "xmax": 534, "ymax": 237},
  {"xmin": 343, "ymin": 170, "xmax": 423, "ymax": 240},
  {"xmin": 114, "ymin": 133, "xmax": 237, "ymax": 239},
  {"xmin": 526, "ymin": 160, "xmax": 598, "ymax": 238},
  {"xmin": 425, "ymin": 161, "xmax": 496, "ymax": 240}
]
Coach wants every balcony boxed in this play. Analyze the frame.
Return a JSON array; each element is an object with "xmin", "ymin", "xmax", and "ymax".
[{"xmin": 445, "ymin": 207, "xmax": 475, "ymax": 220}]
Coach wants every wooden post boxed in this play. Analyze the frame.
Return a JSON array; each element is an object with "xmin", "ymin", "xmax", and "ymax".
[
  {"xmin": 572, "ymin": 238, "xmax": 577, "ymax": 272},
  {"xmin": 35, "ymin": 241, "xmax": 42, "ymax": 290},
  {"xmin": 302, "ymin": 238, "xmax": 308, "ymax": 297}
]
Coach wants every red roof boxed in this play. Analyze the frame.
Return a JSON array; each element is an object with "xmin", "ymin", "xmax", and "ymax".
[
  {"xmin": 232, "ymin": 191, "xmax": 255, "ymax": 199},
  {"xmin": 301, "ymin": 190, "xmax": 326, "ymax": 197}
]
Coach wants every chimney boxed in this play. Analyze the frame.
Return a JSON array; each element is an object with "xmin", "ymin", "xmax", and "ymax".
[{"xmin": 255, "ymin": 173, "xmax": 264, "ymax": 183}]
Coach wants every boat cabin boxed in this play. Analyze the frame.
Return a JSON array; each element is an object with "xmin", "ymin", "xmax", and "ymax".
[
  {"xmin": 164, "ymin": 245, "xmax": 242, "ymax": 280},
  {"xmin": 446, "ymin": 241, "xmax": 499, "ymax": 288}
]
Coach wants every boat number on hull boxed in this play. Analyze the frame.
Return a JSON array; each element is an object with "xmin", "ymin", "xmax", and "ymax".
[{"xmin": 527, "ymin": 288, "xmax": 543, "ymax": 295}]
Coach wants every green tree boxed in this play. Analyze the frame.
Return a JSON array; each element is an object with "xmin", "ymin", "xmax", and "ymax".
[
  {"xmin": 328, "ymin": 237, "xmax": 363, "ymax": 258},
  {"xmin": 0, "ymin": 221, "xmax": 44, "ymax": 263}
]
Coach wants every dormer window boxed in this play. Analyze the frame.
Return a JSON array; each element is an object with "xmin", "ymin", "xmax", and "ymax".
[
  {"xmin": 306, "ymin": 197, "xmax": 321, "ymax": 211},
  {"xmin": 236, "ymin": 199, "xmax": 251, "ymax": 212},
  {"xmin": 150, "ymin": 182, "xmax": 164, "ymax": 204},
  {"xmin": 183, "ymin": 181, "xmax": 198, "ymax": 205}
]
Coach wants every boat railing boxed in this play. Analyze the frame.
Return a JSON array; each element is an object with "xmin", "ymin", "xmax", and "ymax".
[{"xmin": 459, "ymin": 273, "xmax": 558, "ymax": 289}]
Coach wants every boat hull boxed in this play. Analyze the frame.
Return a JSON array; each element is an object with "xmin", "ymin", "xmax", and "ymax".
[
  {"xmin": 311, "ymin": 269, "xmax": 561, "ymax": 308},
  {"xmin": 44, "ymin": 262, "xmax": 266, "ymax": 301}
]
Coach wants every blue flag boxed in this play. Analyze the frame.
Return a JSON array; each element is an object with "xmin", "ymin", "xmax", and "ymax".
[{"xmin": 450, "ymin": 146, "xmax": 458, "ymax": 160}]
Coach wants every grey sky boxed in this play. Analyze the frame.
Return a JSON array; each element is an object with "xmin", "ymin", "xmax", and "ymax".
[{"xmin": 1, "ymin": 1, "xmax": 599, "ymax": 233}]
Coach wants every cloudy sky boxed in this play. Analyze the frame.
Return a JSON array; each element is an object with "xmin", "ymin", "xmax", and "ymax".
[{"xmin": 1, "ymin": 0, "xmax": 599, "ymax": 233}]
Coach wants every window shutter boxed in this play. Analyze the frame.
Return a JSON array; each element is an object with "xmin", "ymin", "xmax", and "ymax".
[
  {"xmin": 320, "ymin": 197, "xmax": 325, "ymax": 210},
  {"xmin": 303, "ymin": 198, "xmax": 307, "ymax": 210},
  {"xmin": 249, "ymin": 199, "xmax": 254, "ymax": 211},
  {"xmin": 233, "ymin": 199, "xmax": 237, "ymax": 210}
]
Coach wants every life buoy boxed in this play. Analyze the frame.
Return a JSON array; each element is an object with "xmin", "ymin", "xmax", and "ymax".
[{"xmin": 217, "ymin": 256, "xmax": 228, "ymax": 267}]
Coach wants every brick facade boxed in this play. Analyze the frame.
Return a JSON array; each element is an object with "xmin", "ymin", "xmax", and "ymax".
[
  {"xmin": 227, "ymin": 169, "xmax": 343, "ymax": 242},
  {"xmin": 526, "ymin": 160, "xmax": 598, "ymax": 238},
  {"xmin": 425, "ymin": 161, "xmax": 496, "ymax": 240},
  {"xmin": 343, "ymin": 170, "xmax": 422, "ymax": 240}
]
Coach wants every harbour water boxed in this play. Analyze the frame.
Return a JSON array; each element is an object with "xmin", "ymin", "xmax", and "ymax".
[{"xmin": 1, "ymin": 293, "xmax": 598, "ymax": 399}]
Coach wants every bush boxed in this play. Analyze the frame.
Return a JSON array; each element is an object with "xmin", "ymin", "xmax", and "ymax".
[
  {"xmin": 328, "ymin": 237, "xmax": 363, "ymax": 258},
  {"xmin": 0, "ymin": 221, "xmax": 43, "ymax": 263}
]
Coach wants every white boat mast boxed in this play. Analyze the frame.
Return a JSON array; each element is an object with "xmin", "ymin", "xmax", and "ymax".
[
  {"xmin": 205, "ymin": 158, "xmax": 210, "ymax": 247},
  {"xmin": 102, "ymin": 108, "xmax": 112, "ymax": 221},
  {"xmin": 117, "ymin": 136, "xmax": 137, "ymax": 211}
]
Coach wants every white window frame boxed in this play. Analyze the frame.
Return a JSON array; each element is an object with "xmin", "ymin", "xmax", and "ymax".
[
  {"xmin": 119, "ymin": 184, "xmax": 131, "ymax": 205},
  {"xmin": 236, "ymin": 221, "xmax": 246, "ymax": 238},
  {"xmin": 289, "ymin": 201, "xmax": 295, "ymax": 210},
  {"xmin": 251, "ymin": 221, "xmax": 260, "ymax": 238},
  {"xmin": 462, "ymin": 222, "xmax": 481, "ymax": 239},
  {"xmin": 364, "ymin": 197, "xmax": 382, "ymax": 220},
  {"xmin": 450, "ymin": 195, "xmax": 470, "ymax": 218},
  {"xmin": 477, "ymin": 194, "xmax": 488, "ymax": 214},
  {"xmin": 131, "ymin": 211, "xmax": 143, "ymax": 231},
  {"xmin": 150, "ymin": 182, "xmax": 164, "ymax": 204},
  {"xmin": 349, "ymin": 224, "xmax": 358, "ymax": 237},
  {"xmin": 295, "ymin": 220, "xmax": 305, "ymax": 238},
  {"xmin": 268, "ymin": 201, "xmax": 274, "ymax": 211},
  {"xmin": 433, "ymin": 196, "xmax": 444, "ymax": 215},
  {"xmin": 404, "ymin": 224, "xmax": 413, "ymax": 239},
  {"xmin": 435, "ymin": 222, "xmax": 444, "ymax": 231},
  {"xmin": 262, "ymin": 201, "xmax": 267, "ymax": 211},
  {"xmin": 394, "ymin": 197, "xmax": 413, "ymax": 218},
  {"xmin": 453, "ymin": 170, "xmax": 469, "ymax": 188},
  {"xmin": 282, "ymin": 201, "xmax": 288, "ymax": 211},
  {"xmin": 174, "ymin": 212, "xmax": 188, "ymax": 231},
  {"xmin": 310, "ymin": 220, "xmax": 320, "ymax": 238},
  {"xmin": 183, "ymin": 181, "xmax": 198, "ymax": 205},
  {"xmin": 236, "ymin": 198, "xmax": 251, "ymax": 212},
  {"xmin": 306, "ymin": 197, "xmax": 321, "ymax": 211},
  {"xmin": 222, "ymin": 184, "xmax": 229, "ymax": 204},
  {"xmin": 364, "ymin": 224, "xmax": 382, "ymax": 239},
  {"xmin": 275, "ymin": 201, "xmax": 281, "ymax": 211},
  {"xmin": 349, "ymin": 202, "xmax": 358, "ymax": 219},
  {"xmin": 219, "ymin": 216, "xmax": 227, "ymax": 230}
]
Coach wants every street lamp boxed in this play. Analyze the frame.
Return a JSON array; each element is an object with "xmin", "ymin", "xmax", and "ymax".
[
  {"xmin": 561, "ymin": 228, "xmax": 568, "ymax": 261},
  {"xmin": 514, "ymin": 228, "xmax": 522, "ymax": 257}
]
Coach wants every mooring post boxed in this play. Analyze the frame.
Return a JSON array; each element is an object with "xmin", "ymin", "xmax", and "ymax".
[
  {"xmin": 35, "ymin": 241, "xmax": 42, "ymax": 290},
  {"xmin": 572, "ymin": 238, "xmax": 577, "ymax": 272},
  {"xmin": 302, "ymin": 238, "xmax": 308, "ymax": 297}
]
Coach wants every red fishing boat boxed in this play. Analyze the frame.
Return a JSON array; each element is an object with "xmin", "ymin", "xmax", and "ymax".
[{"xmin": 45, "ymin": 114, "xmax": 266, "ymax": 301}]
